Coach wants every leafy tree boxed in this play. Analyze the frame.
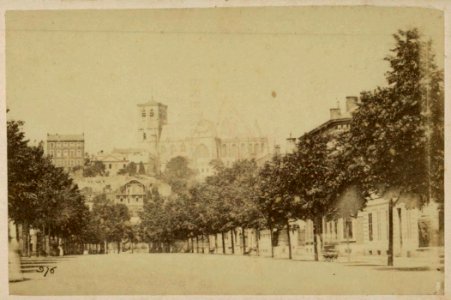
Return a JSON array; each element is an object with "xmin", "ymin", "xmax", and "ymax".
[
  {"xmin": 106, "ymin": 204, "xmax": 131, "ymax": 253},
  {"xmin": 90, "ymin": 195, "xmax": 130, "ymax": 253},
  {"xmin": 162, "ymin": 156, "xmax": 195, "ymax": 195},
  {"xmin": 8, "ymin": 117, "xmax": 90, "ymax": 256},
  {"xmin": 258, "ymin": 154, "xmax": 299, "ymax": 259},
  {"xmin": 83, "ymin": 161, "xmax": 106, "ymax": 177},
  {"xmin": 349, "ymin": 28, "xmax": 443, "ymax": 265},
  {"xmin": 138, "ymin": 161, "xmax": 146, "ymax": 174},
  {"xmin": 117, "ymin": 162, "xmax": 137, "ymax": 176},
  {"xmin": 140, "ymin": 189, "xmax": 171, "ymax": 252}
]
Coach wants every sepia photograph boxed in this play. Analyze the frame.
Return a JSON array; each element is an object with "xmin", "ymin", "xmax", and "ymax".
[{"xmin": 4, "ymin": 2, "xmax": 446, "ymax": 297}]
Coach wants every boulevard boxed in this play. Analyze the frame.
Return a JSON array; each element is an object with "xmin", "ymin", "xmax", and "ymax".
[{"xmin": 10, "ymin": 253, "xmax": 443, "ymax": 295}]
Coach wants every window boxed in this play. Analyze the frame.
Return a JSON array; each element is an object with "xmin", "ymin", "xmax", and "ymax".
[
  {"xmin": 143, "ymin": 132, "xmax": 147, "ymax": 140},
  {"xmin": 344, "ymin": 218, "xmax": 353, "ymax": 239},
  {"xmin": 368, "ymin": 213, "xmax": 373, "ymax": 241},
  {"xmin": 141, "ymin": 109, "xmax": 146, "ymax": 117},
  {"xmin": 149, "ymin": 109, "xmax": 154, "ymax": 117},
  {"xmin": 377, "ymin": 210, "xmax": 382, "ymax": 240},
  {"xmin": 109, "ymin": 164, "xmax": 112, "ymax": 169}
]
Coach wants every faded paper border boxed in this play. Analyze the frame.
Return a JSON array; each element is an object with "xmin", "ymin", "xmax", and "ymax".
[{"xmin": 0, "ymin": 0, "xmax": 449, "ymax": 299}]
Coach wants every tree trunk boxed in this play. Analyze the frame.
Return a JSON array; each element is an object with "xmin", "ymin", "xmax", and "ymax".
[
  {"xmin": 269, "ymin": 224, "xmax": 274, "ymax": 258},
  {"xmin": 388, "ymin": 198, "xmax": 394, "ymax": 266},
  {"xmin": 196, "ymin": 236, "xmax": 199, "ymax": 253},
  {"xmin": 214, "ymin": 234, "xmax": 218, "ymax": 254},
  {"xmin": 207, "ymin": 235, "xmax": 211, "ymax": 254},
  {"xmin": 201, "ymin": 235, "xmax": 205, "ymax": 253},
  {"xmin": 131, "ymin": 241, "xmax": 134, "ymax": 254},
  {"xmin": 230, "ymin": 230, "xmax": 235, "ymax": 254},
  {"xmin": 190, "ymin": 237, "xmax": 194, "ymax": 253},
  {"xmin": 22, "ymin": 221, "xmax": 29, "ymax": 257},
  {"xmin": 313, "ymin": 219, "xmax": 319, "ymax": 261},
  {"xmin": 255, "ymin": 228, "xmax": 260, "ymax": 256},
  {"xmin": 221, "ymin": 232, "xmax": 226, "ymax": 254},
  {"xmin": 286, "ymin": 219, "xmax": 292, "ymax": 260},
  {"xmin": 117, "ymin": 241, "xmax": 121, "ymax": 254},
  {"xmin": 242, "ymin": 227, "xmax": 246, "ymax": 255}
]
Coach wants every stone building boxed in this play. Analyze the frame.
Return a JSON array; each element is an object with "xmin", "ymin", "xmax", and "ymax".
[
  {"xmin": 138, "ymin": 100, "xmax": 271, "ymax": 180},
  {"xmin": 278, "ymin": 96, "xmax": 443, "ymax": 260},
  {"xmin": 46, "ymin": 133, "xmax": 85, "ymax": 170},
  {"xmin": 93, "ymin": 152, "xmax": 129, "ymax": 175}
]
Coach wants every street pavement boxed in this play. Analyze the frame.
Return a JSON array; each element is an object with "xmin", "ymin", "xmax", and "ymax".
[{"xmin": 10, "ymin": 253, "xmax": 444, "ymax": 295}]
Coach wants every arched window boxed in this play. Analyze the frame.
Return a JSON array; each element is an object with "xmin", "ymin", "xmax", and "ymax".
[
  {"xmin": 149, "ymin": 109, "xmax": 154, "ymax": 117},
  {"xmin": 141, "ymin": 109, "xmax": 146, "ymax": 117},
  {"xmin": 143, "ymin": 132, "xmax": 147, "ymax": 140}
]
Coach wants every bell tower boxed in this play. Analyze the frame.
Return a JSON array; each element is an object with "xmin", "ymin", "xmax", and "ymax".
[{"xmin": 137, "ymin": 101, "xmax": 167, "ymax": 155}]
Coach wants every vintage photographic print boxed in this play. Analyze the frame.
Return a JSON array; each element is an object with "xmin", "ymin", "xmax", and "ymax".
[{"xmin": 4, "ymin": 2, "xmax": 446, "ymax": 297}]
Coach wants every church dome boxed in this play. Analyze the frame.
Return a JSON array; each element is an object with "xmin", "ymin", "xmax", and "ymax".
[{"xmin": 191, "ymin": 119, "xmax": 217, "ymax": 137}]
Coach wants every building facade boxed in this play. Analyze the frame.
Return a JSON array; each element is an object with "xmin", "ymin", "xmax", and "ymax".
[
  {"xmin": 47, "ymin": 134, "xmax": 85, "ymax": 170},
  {"xmin": 93, "ymin": 152, "xmax": 129, "ymax": 175},
  {"xmin": 281, "ymin": 96, "xmax": 442, "ymax": 259},
  {"xmin": 137, "ymin": 100, "xmax": 271, "ymax": 180}
]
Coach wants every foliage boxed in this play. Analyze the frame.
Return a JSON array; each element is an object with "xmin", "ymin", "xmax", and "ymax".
[
  {"xmin": 83, "ymin": 160, "xmax": 106, "ymax": 177},
  {"xmin": 349, "ymin": 29, "xmax": 443, "ymax": 206},
  {"xmin": 88, "ymin": 194, "xmax": 131, "ymax": 245},
  {"xmin": 117, "ymin": 162, "xmax": 137, "ymax": 176},
  {"xmin": 138, "ymin": 161, "xmax": 146, "ymax": 175},
  {"xmin": 7, "ymin": 117, "xmax": 89, "ymax": 252},
  {"xmin": 161, "ymin": 156, "xmax": 195, "ymax": 195}
]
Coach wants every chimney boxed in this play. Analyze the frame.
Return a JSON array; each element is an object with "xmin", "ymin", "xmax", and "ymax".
[
  {"xmin": 346, "ymin": 96, "xmax": 358, "ymax": 113},
  {"xmin": 330, "ymin": 107, "xmax": 341, "ymax": 120}
]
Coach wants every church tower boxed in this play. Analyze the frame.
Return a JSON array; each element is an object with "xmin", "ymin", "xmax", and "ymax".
[{"xmin": 137, "ymin": 101, "xmax": 167, "ymax": 155}]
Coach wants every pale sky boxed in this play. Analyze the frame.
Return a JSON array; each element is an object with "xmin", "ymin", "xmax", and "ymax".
[{"xmin": 5, "ymin": 7, "xmax": 444, "ymax": 154}]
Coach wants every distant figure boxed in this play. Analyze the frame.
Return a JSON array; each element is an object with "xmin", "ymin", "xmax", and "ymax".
[{"xmin": 59, "ymin": 245, "xmax": 64, "ymax": 256}]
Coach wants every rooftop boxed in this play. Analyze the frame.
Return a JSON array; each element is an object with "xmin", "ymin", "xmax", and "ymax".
[
  {"xmin": 47, "ymin": 134, "xmax": 84, "ymax": 142},
  {"xmin": 137, "ymin": 101, "xmax": 167, "ymax": 107}
]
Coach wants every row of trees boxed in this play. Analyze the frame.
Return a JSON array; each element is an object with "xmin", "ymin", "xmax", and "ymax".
[
  {"xmin": 81, "ymin": 195, "xmax": 136, "ymax": 254},
  {"xmin": 81, "ymin": 158, "xmax": 147, "ymax": 177},
  {"xmin": 139, "ymin": 29, "xmax": 444, "ymax": 266},
  {"xmin": 8, "ymin": 120, "xmax": 140, "ymax": 255},
  {"xmin": 8, "ymin": 116, "xmax": 90, "ymax": 256}
]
